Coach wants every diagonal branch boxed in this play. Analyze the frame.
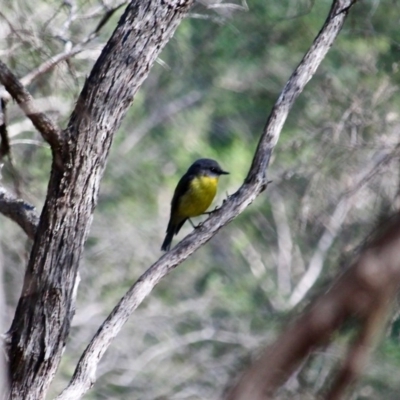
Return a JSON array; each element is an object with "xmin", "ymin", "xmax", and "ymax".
[
  {"xmin": 56, "ymin": 1, "xmax": 357, "ymax": 399},
  {"xmin": 224, "ymin": 213, "xmax": 400, "ymax": 400},
  {"xmin": 0, "ymin": 61, "xmax": 62, "ymax": 152},
  {"xmin": 325, "ymin": 290, "xmax": 392, "ymax": 400},
  {"xmin": 0, "ymin": 185, "xmax": 39, "ymax": 240},
  {"xmin": 247, "ymin": 0, "xmax": 357, "ymax": 182}
]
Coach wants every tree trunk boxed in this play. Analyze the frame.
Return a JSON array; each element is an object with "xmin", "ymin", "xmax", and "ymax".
[{"xmin": 7, "ymin": 1, "xmax": 193, "ymax": 399}]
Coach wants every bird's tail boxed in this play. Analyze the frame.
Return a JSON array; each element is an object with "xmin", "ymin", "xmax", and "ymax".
[
  {"xmin": 161, "ymin": 229, "xmax": 174, "ymax": 252},
  {"xmin": 161, "ymin": 218, "xmax": 186, "ymax": 251}
]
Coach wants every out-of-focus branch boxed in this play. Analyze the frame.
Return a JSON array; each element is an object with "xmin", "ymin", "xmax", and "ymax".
[
  {"xmin": 0, "ymin": 61, "xmax": 62, "ymax": 152},
  {"xmin": 19, "ymin": 1, "xmax": 127, "ymax": 88},
  {"xmin": 325, "ymin": 291, "xmax": 393, "ymax": 400},
  {"xmin": 288, "ymin": 147, "xmax": 399, "ymax": 308},
  {"xmin": 117, "ymin": 328, "xmax": 256, "ymax": 385},
  {"xmin": 0, "ymin": 2, "xmax": 127, "ymax": 97},
  {"xmin": 19, "ymin": 44, "xmax": 86, "ymax": 89},
  {"xmin": 225, "ymin": 213, "xmax": 400, "ymax": 400},
  {"xmin": 0, "ymin": 185, "xmax": 39, "ymax": 240},
  {"xmin": 56, "ymin": 1, "xmax": 357, "ymax": 399},
  {"xmin": 120, "ymin": 90, "xmax": 203, "ymax": 153},
  {"xmin": 270, "ymin": 190, "xmax": 292, "ymax": 296}
]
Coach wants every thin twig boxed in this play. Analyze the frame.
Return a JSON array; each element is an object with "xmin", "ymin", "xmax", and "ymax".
[{"xmin": 1, "ymin": 2, "xmax": 127, "ymax": 91}]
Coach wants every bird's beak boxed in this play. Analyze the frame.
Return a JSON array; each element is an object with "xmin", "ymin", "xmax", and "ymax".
[{"xmin": 220, "ymin": 170, "xmax": 229, "ymax": 175}]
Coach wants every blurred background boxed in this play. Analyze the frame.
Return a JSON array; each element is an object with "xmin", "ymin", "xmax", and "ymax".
[{"xmin": 1, "ymin": 0, "xmax": 400, "ymax": 398}]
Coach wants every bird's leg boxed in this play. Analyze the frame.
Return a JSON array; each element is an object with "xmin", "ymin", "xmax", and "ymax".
[
  {"xmin": 204, "ymin": 204, "xmax": 221, "ymax": 215},
  {"xmin": 202, "ymin": 203, "xmax": 223, "ymax": 216},
  {"xmin": 188, "ymin": 218, "xmax": 197, "ymax": 228},
  {"xmin": 189, "ymin": 218, "xmax": 205, "ymax": 229}
]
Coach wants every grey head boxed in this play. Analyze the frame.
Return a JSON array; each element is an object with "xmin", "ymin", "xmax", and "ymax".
[{"xmin": 187, "ymin": 158, "xmax": 229, "ymax": 177}]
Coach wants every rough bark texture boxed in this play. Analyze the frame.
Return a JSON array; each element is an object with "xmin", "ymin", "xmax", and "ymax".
[{"xmin": 6, "ymin": 1, "xmax": 193, "ymax": 399}]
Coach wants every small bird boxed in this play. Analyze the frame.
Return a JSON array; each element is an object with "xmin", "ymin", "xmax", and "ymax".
[{"xmin": 161, "ymin": 158, "xmax": 229, "ymax": 251}]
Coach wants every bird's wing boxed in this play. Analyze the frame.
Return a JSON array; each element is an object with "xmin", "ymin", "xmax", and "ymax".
[{"xmin": 170, "ymin": 172, "xmax": 193, "ymax": 214}]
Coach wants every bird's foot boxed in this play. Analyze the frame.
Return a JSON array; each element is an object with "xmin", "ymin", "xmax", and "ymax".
[
  {"xmin": 194, "ymin": 221, "xmax": 204, "ymax": 229},
  {"xmin": 202, "ymin": 203, "xmax": 223, "ymax": 216},
  {"xmin": 188, "ymin": 218, "xmax": 203, "ymax": 229}
]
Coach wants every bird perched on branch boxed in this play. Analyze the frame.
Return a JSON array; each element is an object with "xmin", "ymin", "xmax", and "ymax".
[{"xmin": 161, "ymin": 158, "xmax": 229, "ymax": 251}]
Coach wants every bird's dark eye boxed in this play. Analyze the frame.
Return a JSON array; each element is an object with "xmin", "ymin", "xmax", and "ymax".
[{"xmin": 210, "ymin": 167, "xmax": 217, "ymax": 172}]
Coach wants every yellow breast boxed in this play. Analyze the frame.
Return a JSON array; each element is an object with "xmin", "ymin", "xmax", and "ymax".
[{"xmin": 178, "ymin": 176, "xmax": 218, "ymax": 218}]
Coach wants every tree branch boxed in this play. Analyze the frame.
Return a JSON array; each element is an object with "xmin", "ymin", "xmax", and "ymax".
[
  {"xmin": 247, "ymin": 0, "xmax": 357, "ymax": 183},
  {"xmin": 0, "ymin": 62, "xmax": 62, "ymax": 153},
  {"xmin": 0, "ymin": 186, "xmax": 39, "ymax": 240},
  {"xmin": 8, "ymin": 1, "xmax": 195, "ymax": 399},
  {"xmin": 56, "ymin": 1, "xmax": 357, "ymax": 399},
  {"xmin": 224, "ymin": 213, "xmax": 400, "ymax": 400},
  {"xmin": 270, "ymin": 190, "xmax": 293, "ymax": 296},
  {"xmin": 325, "ymin": 291, "xmax": 392, "ymax": 400}
]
